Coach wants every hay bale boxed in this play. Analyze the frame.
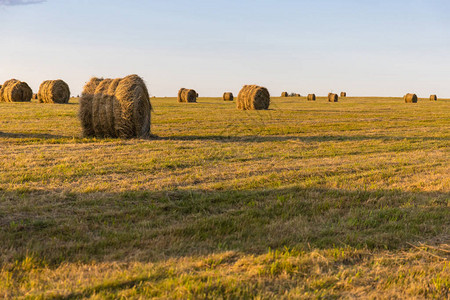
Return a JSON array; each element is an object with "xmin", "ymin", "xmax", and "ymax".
[
  {"xmin": 307, "ymin": 94, "xmax": 316, "ymax": 101},
  {"xmin": 32, "ymin": 93, "xmax": 38, "ymax": 100},
  {"xmin": 79, "ymin": 75, "xmax": 152, "ymax": 139},
  {"xmin": 223, "ymin": 92, "xmax": 234, "ymax": 101},
  {"xmin": 340, "ymin": 92, "xmax": 347, "ymax": 97},
  {"xmin": 0, "ymin": 79, "xmax": 32, "ymax": 102},
  {"xmin": 430, "ymin": 95, "xmax": 437, "ymax": 101},
  {"xmin": 404, "ymin": 93, "xmax": 418, "ymax": 103},
  {"xmin": 37, "ymin": 79, "xmax": 70, "ymax": 104},
  {"xmin": 281, "ymin": 92, "xmax": 289, "ymax": 97},
  {"xmin": 178, "ymin": 88, "xmax": 197, "ymax": 103},
  {"xmin": 328, "ymin": 93, "xmax": 338, "ymax": 102},
  {"xmin": 236, "ymin": 85, "xmax": 270, "ymax": 110},
  {"xmin": 79, "ymin": 77, "xmax": 104, "ymax": 137}
]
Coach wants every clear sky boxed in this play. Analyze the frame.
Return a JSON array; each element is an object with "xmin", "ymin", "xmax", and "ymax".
[{"xmin": 1, "ymin": 0, "xmax": 449, "ymax": 97}]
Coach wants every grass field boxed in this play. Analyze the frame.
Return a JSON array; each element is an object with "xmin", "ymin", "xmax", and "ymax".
[{"xmin": 0, "ymin": 96, "xmax": 449, "ymax": 298}]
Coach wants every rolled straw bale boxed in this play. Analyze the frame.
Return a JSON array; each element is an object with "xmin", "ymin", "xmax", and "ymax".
[
  {"xmin": 430, "ymin": 95, "xmax": 437, "ymax": 101},
  {"xmin": 223, "ymin": 92, "xmax": 234, "ymax": 101},
  {"xmin": 328, "ymin": 93, "xmax": 338, "ymax": 102},
  {"xmin": 32, "ymin": 93, "xmax": 38, "ymax": 100},
  {"xmin": 236, "ymin": 85, "xmax": 270, "ymax": 110},
  {"xmin": 340, "ymin": 92, "xmax": 347, "ymax": 97},
  {"xmin": 37, "ymin": 79, "xmax": 70, "ymax": 104},
  {"xmin": 114, "ymin": 74, "xmax": 152, "ymax": 138},
  {"xmin": 178, "ymin": 88, "xmax": 197, "ymax": 103},
  {"xmin": 79, "ymin": 75, "xmax": 152, "ymax": 139},
  {"xmin": 307, "ymin": 94, "xmax": 316, "ymax": 101},
  {"xmin": 0, "ymin": 79, "xmax": 32, "ymax": 102},
  {"xmin": 281, "ymin": 92, "xmax": 289, "ymax": 97},
  {"xmin": 79, "ymin": 77, "xmax": 104, "ymax": 137},
  {"xmin": 404, "ymin": 93, "xmax": 418, "ymax": 103}
]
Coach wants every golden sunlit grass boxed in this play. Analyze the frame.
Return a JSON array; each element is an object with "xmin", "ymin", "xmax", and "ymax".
[{"xmin": 0, "ymin": 96, "xmax": 449, "ymax": 298}]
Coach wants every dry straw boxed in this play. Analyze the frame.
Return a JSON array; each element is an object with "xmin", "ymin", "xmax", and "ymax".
[
  {"xmin": 340, "ymin": 92, "xmax": 347, "ymax": 97},
  {"xmin": 307, "ymin": 94, "xmax": 316, "ymax": 101},
  {"xmin": 223, "ymin": 92, "xmax": 234, "ymax": 101},
  {"xmin": 404, "ymin": 93, "xmax": 418, "ymax": 103},
  {"xmin": 37, "ymin": 79, "xmax": 70, "ymax": 104},
  {"xmin": 328, "ymin": 93, "xmax": 338, "ymax": 102},
  {"xmin": 281, "ymin": 92, "xmax": 289, "ymax": 97},
  {"xmin": 430, "ymin": 95, "xmax": 437, "ymax": 101},
  {"xmin": 237, "ymin": 85, "xmax": 270, "ymax": 110},
  {"xmin": 32, "ymin": 93, "xmax": 38, "ymax": 100},
  {"xmin": 79, "ymin": 77, "xmax": 103, "ymax": 137},
  {"xmin": 79, "ymin": 74, "xmax": 152, "ymax": 138},
  {"xmin": 177, "ymin": 88, "xmax": 197, "ymax": 102},
  {"xmin": 0, "ymin": 79, "xmax": 32, "ymax": 102}
]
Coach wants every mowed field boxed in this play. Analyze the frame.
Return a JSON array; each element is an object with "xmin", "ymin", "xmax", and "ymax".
[{"xmin": 0, "ymin": 96, "xmax": 449, "ymax": 298}]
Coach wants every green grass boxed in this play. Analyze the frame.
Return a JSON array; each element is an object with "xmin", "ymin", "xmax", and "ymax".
[{"xmin": 0, "ymin": 96, "xmax": 449, "ymax": 299}]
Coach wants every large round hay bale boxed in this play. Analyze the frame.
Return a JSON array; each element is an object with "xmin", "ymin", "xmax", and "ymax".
[
  {"xmin": 430, "ymin": 95, "xmax": 437, "ymax": 101},
  {"xmin": 178, "ymin": 88, "xmax": 197, "ymax": 103},
  {"xmin": 340, "ymin": 92, "xmax": 347, "ymax": 97},
  {"xmin": 237, "ymin": 85, "xmax": 270, "ymax": 110},
  {"xmin": 281, "ymin": 92, "xmax": 288, "ymax": 97},
  {"xmin": 223, "ymin": 92, "xmax": 234, "ymax": 101},
  {"xmin": 0, "ymin": 79, "xmax": 32, "ymax": 102},
  {"xmin": 37, "ymin": 79, "xmax": 70, "ymax": 104},
  {"xmin": 307, "ymin": 94, "xmax": 316, "ymax": 101},
  {"xmin": 116, "ymin": 75, "xmax": 152, "ymax": 138},
  {"xmin": 79, "ymin": 75, "xmax": 152, "ymax": 139},
  {"xmin": 79, "ymin": 77, "xmax": 104, "ymax": 137},
  {"xmin": 328, "ymin": 93, "xmax": 338, "ymax": 102},
  {"xmin": 404, "ymin": 93, "xmax": 418, "ymax": 103},
  {"xmin": 32, "ymin": 93, "xmax": 38, "ymax": 100}
]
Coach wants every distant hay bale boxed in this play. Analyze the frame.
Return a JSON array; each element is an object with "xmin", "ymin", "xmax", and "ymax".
[
  {"xmin": 328, "ymin": 93, "xmax": 338, "ymax": 102},
  {"xmin": 37, "ymin": 79, "xmax": 70, "ymax": 104},
  {"xmin": 430, "ymin": 95, "xmax": 437, "ymax": 101},
  {"xmin": 32, "ymin": 93, "xmax": 38, "ymax": 100},
  {"xmin": 237, "ymin": 85, "xmax": 270, "ymax": 110},
  {"xmin": 0, "ymin": 79, "xmax": 32, "ymax": 102},
  {"xmin": 178, "ymin": 88, "xmax": 197, "ymax": 103},
  {"xmin": 79, "ymin": 75, "xmax": 152, "ymax": 138},
  {"xmin": 281, "ymin": 92, "xmax": 289, "ymax": 97},
  {"xmin": 223, "ymin": 92, "xmax": 234, "ymax": 101},
  {"xmin": 404, "ymin": 93, "xmax": 418, "ymax": 103},
  {"xmin": 340, "ymin": 92, "xmax": 347, "ymax": 97},
  {"xmin": 307, "ymin": 94, "xmax": 316, "ymax": 101}
]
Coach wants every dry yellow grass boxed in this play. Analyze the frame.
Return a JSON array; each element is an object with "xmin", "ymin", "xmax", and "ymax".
[{"xmin": 0, "ymin": 96, "xmax": 448, "ymax": 298}]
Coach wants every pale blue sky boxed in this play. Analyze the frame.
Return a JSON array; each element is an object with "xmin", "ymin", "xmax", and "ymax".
[{"xmin": 1, "ymin": 0, "xmax": 449, "ymax": 97}]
